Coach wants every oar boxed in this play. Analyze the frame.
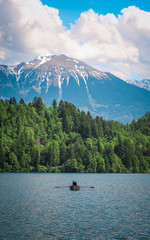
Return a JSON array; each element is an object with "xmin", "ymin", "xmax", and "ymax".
[{"xmin": 55, "ymin": 186, "xmax": 95, "ymax": 189}]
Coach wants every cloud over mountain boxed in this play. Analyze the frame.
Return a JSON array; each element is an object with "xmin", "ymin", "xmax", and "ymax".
[{"xmin": 0, "ymin": 0, "xmax": 150, "ymax": 80}]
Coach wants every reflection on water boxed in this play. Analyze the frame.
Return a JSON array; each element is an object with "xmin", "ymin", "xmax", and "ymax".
[{"xmin": 0, "ymin": 173, "xmax": 150, "ymax": 239}]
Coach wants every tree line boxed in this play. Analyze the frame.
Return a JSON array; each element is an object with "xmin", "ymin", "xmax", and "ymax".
[{"xmin": 0, "ymin": 97, "xmax": 150, "ymax": 173}]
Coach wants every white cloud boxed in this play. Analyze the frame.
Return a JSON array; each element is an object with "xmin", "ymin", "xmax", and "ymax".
[
  {"xmin": 67, "ymin": 8, "xmax": 140, "ymax": 78},
  {"xmin": 0, "ymin": 48, "xmax": 5, "ymax": 60},
  {"xmin": 67, "ymin": 7, "xmax": 150, "ymax": 79},
  {"xmin": 0, "ymin": 1, "xmax": 150, "ymax": 80},
  {"xmin": 118, "ymin": 7, "xmax": 150, "ymax": 64},
  {"xmin": 0, "ymin": 0, "xmax": 66, "ymax": 62}
]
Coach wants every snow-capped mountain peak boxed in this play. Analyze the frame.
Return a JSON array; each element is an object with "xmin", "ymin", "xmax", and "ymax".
[
  {"xmin": 36, "ymin": 53, "xmax": 53, "ymax": 65},
  {"xmin": 0, "ymin": 54, "xmax": 111, "ymax": 96},
  {"xmin": 1, "ymin": 54, "xmax": 150, "ymax": 123},
  {"xmin": 0, "ymin": 54, "xmax": 110, "ymax": 107}
]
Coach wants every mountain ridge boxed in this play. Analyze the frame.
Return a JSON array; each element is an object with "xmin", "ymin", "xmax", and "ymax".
[{"xmin": 125, "ymin": 79, "xmax": 150, "ymax": 92}]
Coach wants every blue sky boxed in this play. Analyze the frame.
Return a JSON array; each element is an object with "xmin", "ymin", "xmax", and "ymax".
[
  {"xmin": 41, "ymin": 0, "xmax": 150, "ymax": 27},
  {"xmin": 0, "ymin": 0, "xmax": 150, "ymax": 80}
]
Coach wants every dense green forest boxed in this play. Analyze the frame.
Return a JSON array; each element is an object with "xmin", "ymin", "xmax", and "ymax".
[{"xmin": 0, "ymin": 97, "xmax": 150, "ymax": 173}]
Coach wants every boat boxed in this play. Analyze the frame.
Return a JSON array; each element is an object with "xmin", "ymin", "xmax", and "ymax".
[{"xmin": 69, "ymin": 185, "xmax": 80, "ymax": 191}]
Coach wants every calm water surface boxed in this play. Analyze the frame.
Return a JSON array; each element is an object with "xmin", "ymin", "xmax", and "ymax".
[{"xmin": 0, "ymin": 173, "xmax": 150, "ymax": 240}]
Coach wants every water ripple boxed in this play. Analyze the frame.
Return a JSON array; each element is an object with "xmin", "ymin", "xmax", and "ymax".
[{"xmin": 0, "ymin": 173, "xmax": 150, "ymax": 239}]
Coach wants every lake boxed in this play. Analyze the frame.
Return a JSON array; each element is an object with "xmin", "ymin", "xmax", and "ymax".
[{"xmin": 0, "ymin": 173, "xmax": 150, "ymax": 239}]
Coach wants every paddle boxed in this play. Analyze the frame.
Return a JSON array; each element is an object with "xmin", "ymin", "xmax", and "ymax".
[{"xmin": 55, "ymin": 186, "xmax": 95, "ymax": 188}]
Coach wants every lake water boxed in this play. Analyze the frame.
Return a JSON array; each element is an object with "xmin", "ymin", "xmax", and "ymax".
[{"xmin": 0, "ymin": 173, "xmax": 150, "ymax": 240}]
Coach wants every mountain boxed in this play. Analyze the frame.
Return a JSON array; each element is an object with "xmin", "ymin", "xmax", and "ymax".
[
  {"xmin": 126, "ymin": 79, "xmax": 150, "ymax": 92},
  {"xmin": 0, "ymin": 54, "xmax": 150, "ymax": 123}
]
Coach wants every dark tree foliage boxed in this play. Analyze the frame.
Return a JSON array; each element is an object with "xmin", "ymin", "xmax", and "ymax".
[
  {"xmin": 10, "ymin": 97, "xmax": 17, "ymax": 105},
  {"xmin": 52, "ymin": 99, "xmax": 57, "ymax": 109},
  {"xmin": 0, "ymin": 98, "xmax": 150, "ymax": 173},
  {"xmin": 19, "ymin": 98, "xmax": 25, "ymax": 104}
]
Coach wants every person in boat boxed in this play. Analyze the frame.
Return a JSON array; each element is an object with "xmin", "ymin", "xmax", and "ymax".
[{"xmin": 73, "ymin": 181, "xmax": 77, "ymax": 186}]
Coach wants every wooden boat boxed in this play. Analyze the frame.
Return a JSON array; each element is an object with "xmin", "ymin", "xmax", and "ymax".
[{"xmin": 69, "ymin": 185, "xmax": 80, "ymax": 191}]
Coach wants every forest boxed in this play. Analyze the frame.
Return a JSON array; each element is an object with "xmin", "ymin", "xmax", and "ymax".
[{"xmin": 0, "ymin": 97, "xmax": 150, "ymax": 173}]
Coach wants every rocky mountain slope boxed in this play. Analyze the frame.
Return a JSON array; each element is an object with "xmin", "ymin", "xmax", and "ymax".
[{"xmin": 0, "ymin": 54, "xmax": 150, "ymax": 123}]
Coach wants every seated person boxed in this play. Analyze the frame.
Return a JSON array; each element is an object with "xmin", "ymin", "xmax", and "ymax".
[{"xmin": 73, "ymin": 180, "xmax": 77, "ymax": 186}]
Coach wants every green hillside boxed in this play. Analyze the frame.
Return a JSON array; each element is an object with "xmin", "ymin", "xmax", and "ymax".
[{"xmin": 0, "ymin": 97, "xmax": 150, "ymax": 173}]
